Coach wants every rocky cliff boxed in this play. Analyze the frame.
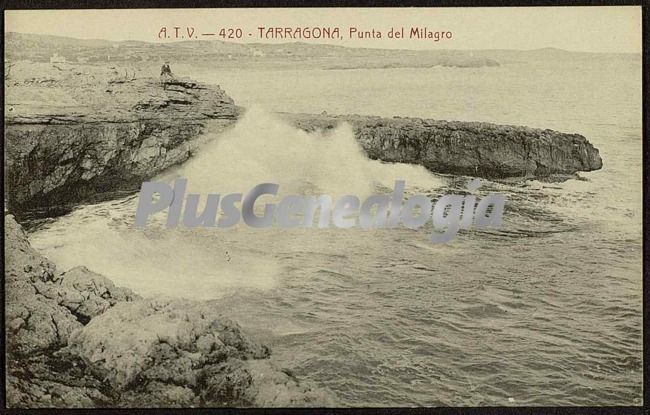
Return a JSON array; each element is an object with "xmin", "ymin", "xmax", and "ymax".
[
  {"xmin": 281, "ymin": 113, "xmax": 602, "ymax": 179},
  {"xmin": 5, "ymin": 214, "xmax": 334, "ymax": 408},
  {"xmin": 5, "ymin": 62, "xmax": 603, "ymax": 219},
  {"xmin": 4, "ymin": 62, "xmax": 239, "ymax": 218}
]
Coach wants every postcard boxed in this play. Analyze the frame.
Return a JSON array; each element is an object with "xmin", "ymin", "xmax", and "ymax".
[{"xmin": 3, "ymin": 5, "xmax": 643, "ymax": 409}]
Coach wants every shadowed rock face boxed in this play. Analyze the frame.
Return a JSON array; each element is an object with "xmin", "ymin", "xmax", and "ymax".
[
  {"xmin": 4, "ymin": 215, "xmax": 335, "ymax": 408},
  {"xmin": 5, "ymin": 63, "xmax": 240, "ymax": 217},
  {"xmin": 281, "ymin": 113, "xmax": 603, "ymax": 179}
]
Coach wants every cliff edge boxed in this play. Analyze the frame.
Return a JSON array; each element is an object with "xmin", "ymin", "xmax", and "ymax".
[{"xmin": 4, "ymin": 62, "xmax": 240, "ymax": 217}]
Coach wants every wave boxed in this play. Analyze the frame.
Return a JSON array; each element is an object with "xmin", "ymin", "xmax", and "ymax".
[{"xmin": 30, "ymin": 107, "xmax": 445, "ymax": 300}]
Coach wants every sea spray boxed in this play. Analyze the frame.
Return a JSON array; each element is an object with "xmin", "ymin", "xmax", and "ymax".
[
  {"xmin": 157, "ymin": 107, "xmax": 444, "ymax": 200},
  {"xmin": 29, "ymin": 107, "xmax": 455, "ymax": 299}
]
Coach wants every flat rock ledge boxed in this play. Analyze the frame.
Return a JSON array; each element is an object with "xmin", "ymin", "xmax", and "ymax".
[
  {"xmin": 5, "ymin": 62, "xmax": 240, "ymax": 217},
  {"xmin": 280, "ymin": 112, "xmax": 603, "ymax": 179},
  {"xmin": 5, "ymin": 214, "xmax": 334, "ymax": 408}
]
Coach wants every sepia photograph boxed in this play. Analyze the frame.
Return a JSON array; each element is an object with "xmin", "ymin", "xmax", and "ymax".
[{"xmin": 3, "ymin": 5, "xmax": 644, "ymax": 409}]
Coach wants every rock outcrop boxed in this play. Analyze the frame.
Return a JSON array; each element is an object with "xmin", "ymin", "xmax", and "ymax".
[
  {"xmin": 281, "ymin": 113, "xmax": 603, "ymax": 179},
  {"xmin": 5, "ymin": 62, "xmax": 603, "ymax": 220},
  {"xmin": 4, "ymin": 214, "xmax": 334, "ymax": 408},
  {"xmin": 4, "ymin": 62, "xmax": 240, "ymax": 218}
]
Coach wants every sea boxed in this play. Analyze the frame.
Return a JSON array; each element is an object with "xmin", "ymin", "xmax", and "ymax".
[{"xmin": 28, "ymin": 54, "xmax": 643, "ymax": 406}]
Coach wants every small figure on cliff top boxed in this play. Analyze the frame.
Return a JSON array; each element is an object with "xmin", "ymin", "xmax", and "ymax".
[{"xmin": 160, "ymin": 61, "xmax": 174, "ymax": 89}]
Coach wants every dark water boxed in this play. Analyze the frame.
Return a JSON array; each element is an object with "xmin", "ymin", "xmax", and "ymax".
[{"xmin": 29, "ymin": 55, "xmax": 642, "ymax": 406}]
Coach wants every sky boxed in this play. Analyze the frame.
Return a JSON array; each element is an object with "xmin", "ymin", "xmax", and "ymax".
[{"xmin": 5, "ymin": 7, "xmax": 642, "ymax": 53}]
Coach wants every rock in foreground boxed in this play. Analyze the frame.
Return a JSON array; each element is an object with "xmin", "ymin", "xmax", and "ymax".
[
  {"xmin": 69, "ymin": 298, "xmax": 330, "ymax": 407},
  {"xmin": 4, "ymin": 214, "xmax": 334, "ymax": 408},
  {"xmin": 281, "ymin": 113, "xmax": 603, "ymax": 179}
]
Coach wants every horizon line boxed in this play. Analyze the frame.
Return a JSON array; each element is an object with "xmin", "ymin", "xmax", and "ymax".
[{"xmin": 4, "ymin": 30, "xmax": 642, "ymax": 55}]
